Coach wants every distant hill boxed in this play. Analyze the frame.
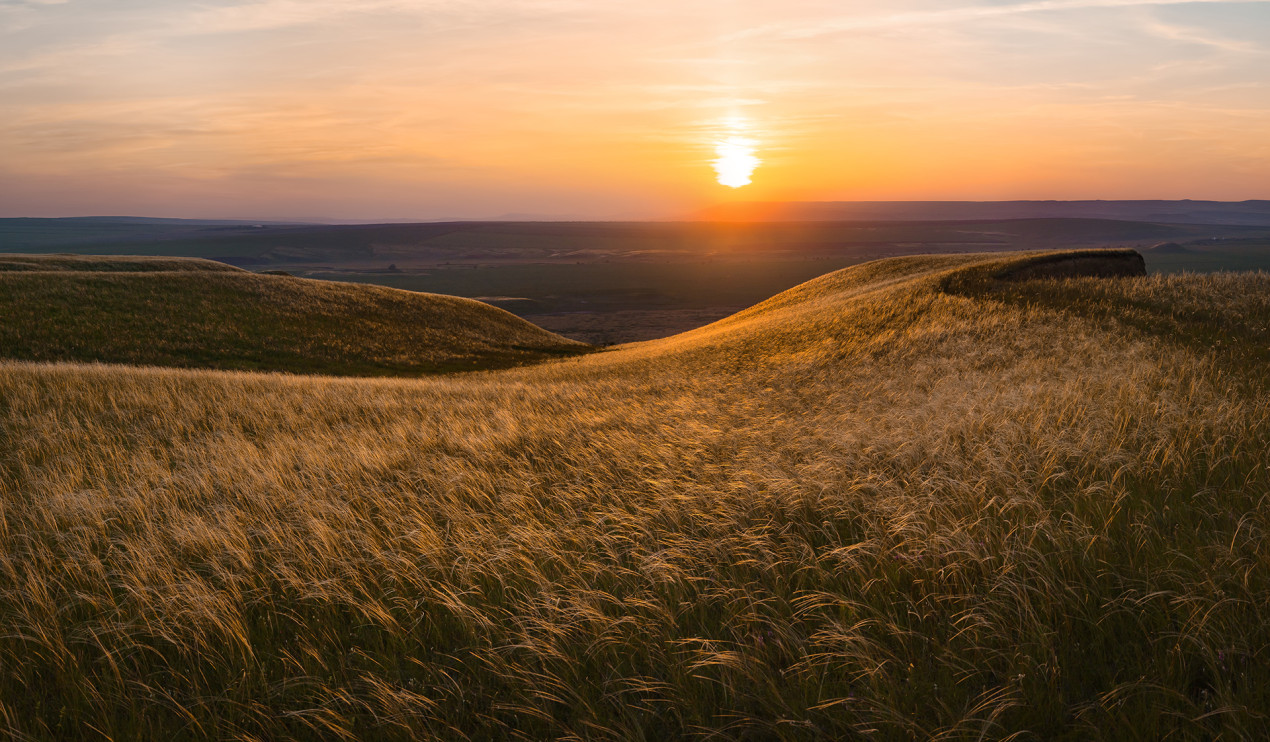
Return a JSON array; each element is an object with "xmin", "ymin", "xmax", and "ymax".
[
  {"xmin": 0, "ymin": 253, "xmax": 244, "ymax": 272},
  {"xmin": 0, "ymin": 217, "xmax": 309, "ymax": 250},
  {"xmin": 693, "ymin": 200, "xmax": 1270, "ymax": 226},
  {"xmin": 2, "ymin": 216, "xmax": 1253, "ymax": 268},
  {"xmin": 0, "ymin": 255, "xmax": 588, "ymax": 375}
]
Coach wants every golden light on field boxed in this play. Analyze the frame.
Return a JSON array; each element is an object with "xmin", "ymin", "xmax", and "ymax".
[{"xmin": 713, "ymin": 135, "xmax": 760, "ymax": 189}]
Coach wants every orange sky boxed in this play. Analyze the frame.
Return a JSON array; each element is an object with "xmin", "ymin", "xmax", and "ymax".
[{"xmin": 1, "ymin": 0, "xmax": 1267, "ymax": 220}]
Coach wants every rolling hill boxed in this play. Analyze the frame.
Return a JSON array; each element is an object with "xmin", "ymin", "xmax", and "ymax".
[
  {"xmin": 0, "ymin": 255, "xmax": 588, "ymax": 375},
  {"xmin": 0, "ymin": 253, "xmax": 244, "ymax": 273},
  {"xmin": 1, "ymin": 249, "xmax": 1267, "ymax": 740}
]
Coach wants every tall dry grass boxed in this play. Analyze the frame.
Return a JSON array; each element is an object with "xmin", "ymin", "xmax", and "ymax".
[{"xmin": 1, "ymin": 251, "xmax": 1267, "ymax": 739}]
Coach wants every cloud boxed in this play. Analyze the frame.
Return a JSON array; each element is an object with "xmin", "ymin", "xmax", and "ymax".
[
  {"xmin": 0, "ymin": 0, "xmax": 66, "ymax": 33},
  {"xmin": 1135, "ymin": 12, "xmax": 1266, "ymax": 53},
  {"xmin": 185, "ymin": 0, "xmax": 437, "ymax": 34},
  {"xmin": 182, "ymin": 0, "xmax": 597, "ymax": 35},
  {"xmin": 735, "ymin": 0, "xmax": 1270, "ymax": 40}
]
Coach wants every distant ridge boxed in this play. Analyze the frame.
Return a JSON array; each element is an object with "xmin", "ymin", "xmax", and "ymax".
[{"xmin": 693, "ymin": 200, "xmax": 1270, "ymax": 226}]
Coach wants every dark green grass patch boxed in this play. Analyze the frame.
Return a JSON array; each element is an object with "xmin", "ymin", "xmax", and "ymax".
[{"xmin": 0, "ymin": 270, "xmax": 588, "ymax": 376}]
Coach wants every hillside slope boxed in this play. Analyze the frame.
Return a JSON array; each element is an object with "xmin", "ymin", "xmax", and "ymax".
[
  {"xmin": 1, "ymin": 250, "xmax": 1268, "ymax": 740},
  {"xmin": 0, "ymin": 253, "xmax": 244, "ymax": 272},
  {"xmin": 0, "ymin": 257, "xmax": 588, "ymax": 375}
]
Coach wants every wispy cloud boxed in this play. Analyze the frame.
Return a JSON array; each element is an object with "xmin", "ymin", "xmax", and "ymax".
[
  {"xmin": 0, "ymin": 0, "xmax": 66, "ymax": 33},
  {"xmin": 185, "ymin": 0, "xmax": 452, "ymax": 34},
  {"xmin": 182, "ymin": 0, "xmax": 597, "ymax": 35},
  {"xmin": 735, "ymin": 0, "xmax": 1270, "ymax": 40},
  {"xmin": 1135, "ymin": 12, "xmax": 1266, "ymax": 53}
]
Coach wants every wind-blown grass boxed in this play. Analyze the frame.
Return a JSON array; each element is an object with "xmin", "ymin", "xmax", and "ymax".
[{"xmin": 1, "ymin": 250, "xmax": 1267, "ymax": 740}]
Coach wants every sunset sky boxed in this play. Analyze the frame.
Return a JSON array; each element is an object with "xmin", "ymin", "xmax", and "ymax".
[{"xmin": 2, "ymin": 0, "xmax": 1267, "ymax": 220}]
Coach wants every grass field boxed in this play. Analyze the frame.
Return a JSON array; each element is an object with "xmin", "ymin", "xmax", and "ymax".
[
  {"xmin": 0, "ymin": 257, "xmax": 587, "ymax": 375},
  {"xmin": 2, "ymin": 249, "xmax": 1269, "ymax": 739}
]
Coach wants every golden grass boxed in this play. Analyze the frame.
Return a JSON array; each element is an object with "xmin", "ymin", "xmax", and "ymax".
[{"xmin": 1, "ymin": 250, "xmax": 1267, "ymax": 739}]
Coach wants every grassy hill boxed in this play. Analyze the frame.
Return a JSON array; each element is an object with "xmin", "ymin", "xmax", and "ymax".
[
  {"xmin": 1, "ymin": 249, "xmax": 1268, "ymax": 740},
  {"xmin": 0, "ymin": 253, "xmax": 242, "ymax": 272},
  {"xmin": 0, "ymin": 255, "xmax": 588, "ymax": 375}
]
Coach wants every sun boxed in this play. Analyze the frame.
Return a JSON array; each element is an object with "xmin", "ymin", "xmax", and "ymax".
[{"xmin": 713, "ymin": 135, "xmax": 760, "ymax": 188}]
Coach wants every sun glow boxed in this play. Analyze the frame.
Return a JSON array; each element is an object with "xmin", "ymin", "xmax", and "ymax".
[{"xmin": 713, "ymin": 135, "xmax": 760, "ymax": 188}]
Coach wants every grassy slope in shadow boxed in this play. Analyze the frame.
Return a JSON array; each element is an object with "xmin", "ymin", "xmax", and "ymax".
[{"xmin": 0, "ymin": 256, "xmax": 589, "ymax": 376}]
